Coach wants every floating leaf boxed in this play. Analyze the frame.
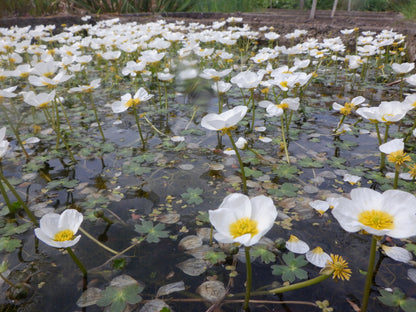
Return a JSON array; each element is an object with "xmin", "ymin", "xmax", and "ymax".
[
  {"xmin": 178, "ymin": 235, "xmax": 203, "ymax": 250},
  {"xmin": 297, "ymin": 157, "xmax": 324, "ymax": 168},
  {"xmin": 96, "ymin": 284, "xmax": 143, "ymax": 312},
  {"xmin": 378, "ymin": 288, "xmax": 406, "ymax": 307},
  {"xmin": 135, "ymin": 221, "xmax": 169, "ymax": 243},
  {"xmin": 196, "ymin": 280, "xmax": 226, "ymax": 303},
  {"xmin": 76, "ymin": 287, "xmax": 102, "ymax": 307},
  {"xmin": 244, "ymin": 167, "xmax": 264, "ymax": 178},
  {"xmin": 0, "ymin": 222, "xmax": 31, "ymax": 236},
  {"xmin": 181, "ymin": 187, "xmax": 203, "ymax": 205},
  {"xmin": 203, "ymin": 250, "xmax": 227, "ymax": 264},
  {"xmin": 0, "ymin": 237, "xmax": 21, "ymax": 252},
  {"xmin": 272, "ymin": 163, "xmax": 299, "ymax": 179},
  {"xmin": 268, "ymin": 183, "xmax": 299, "ymax": 198},
  {"xmin": 251, "ymin": 245, "xmax": 276, "ymax": 264},
  {"xmin": 156, "ymin": 281, "xmax": 185, "ymax": 297},
  {"xmin": 139, "ymin": 299, "xmax": 170, "ymax": 312},
  {"xmin": 176, "ymin": 258, "xmax": 209, "ymax": 276},
  {"xmin": 271, "ymin": 252, "xmax": 308, "ymax": 283}
]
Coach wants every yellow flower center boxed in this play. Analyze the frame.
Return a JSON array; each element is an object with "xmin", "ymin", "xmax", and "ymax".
[
  {"xmin": 229, "ymin": 217, "xmax": 259, "ymax": 239},
  {"xmin": 54, "ymin": 229, "xmax": 74, "ymax": 242},
  {"xmin": 280, "ymin": 81, "xmax": 288, "ymax": 89},
  {"xmin": 358, "ymin": 210, "xmax": 394, "ymax": 230},
  {"xmin": 311, "ymin": 246, "xmax": 324, "ymax": 254},
  {"xmin": 327, "ymin": 254, "xmax": 351, "ymax": 281},
  {"xmin": 339, "ymin": 102, "xmax": 354, "ymax": 115},
  {"xmin": 125, "ymin": 98, "xmax": 140, "ymax": 108},
  {"xmin": 387, "ymin": 150, "xmax": 411, "ymax": 166},
  {"xmin": 381, "ymin": 113, "xmax": 394, "ymax": 122},
  {"xmin": 287, "ymin": 234, "xmax": 299, "ymax": 242},
  {"xmin": 278, "ymin": 103, "xmax": 289, "ymax": 110}
]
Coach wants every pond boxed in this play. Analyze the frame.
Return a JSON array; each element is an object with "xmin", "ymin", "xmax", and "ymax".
[{"xmin": 0, "ymin": 16, "xmax": 416, "ymax": 312}]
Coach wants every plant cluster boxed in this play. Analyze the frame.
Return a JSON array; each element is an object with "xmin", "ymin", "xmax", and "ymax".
[{"xmin": 0, "ymin": 14, "xmax": 416, "ymax": 312}]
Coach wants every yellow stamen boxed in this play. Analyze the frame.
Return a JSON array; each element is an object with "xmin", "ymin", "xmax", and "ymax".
[
  {"xmin": 387, "ymin": 150, "xmax": 411, "ymax": 166},
  {"xmin": 54, "ymin": 229, "xmax": 74, "ymax": 242},
  {"xmin": 278, "ymin": 103, "xmax": 289, "ymax": 110},
  {"xmin": 287, "ymin": 235, "xmax": 299, "ymax": 242},
  {"xmin": 358, "ymin": 210, "xmax": 394, "ymax": 230},
  {"xmin": 326, "ymin": 254, "xmax": 351, "ymax": 281},
  {"xmin": 229, "ymin": 217, "xmax": 259, "ymax": 239},
  {"xmin": 339, "ymin": 102, "xmax": 354, "ymax": 115}
]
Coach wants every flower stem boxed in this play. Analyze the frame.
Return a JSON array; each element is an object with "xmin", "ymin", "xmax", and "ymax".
[
  {"xmin": 0, "ymin": 178, "xmax": 13, "ymax": 213},
  {"xmin": 361, "ymin": 235, "xmax": 378, "ymax": 312},
  {"xmin": 132, "ymin": 105, "xmax": 146, "ymax": 150},
  {"xmin": 243, "ymin": 246, "xmax": 252, "ymax": 311},
  {"xmin": 88, "ymin": 93, "xmax": 105, "ymax": 142},
  {"xmin": 280, "ymin": 115, "xmax": 290, "ymax": 164},
  {"xmin": 393, "ymin": 165, "xmax": 399, "ymax": 189},
  {"xmin": 0, "ymin": 169, "xmax": 38, "ymax": 225},
  {"xmin": 239, "ymin": 272, "xmax": 332, "ymax": 297},
  {"xmin": 0, "ymin": 271, "xmax": 16, "ymax": 288},
  {"xmin": 66, "ymin": 247, "xmax": 87, "ymax": 277},
  {"xmin": 250, "ymin": 89, "xmax": 255, "ymax": 133},
  {"xmin": 78, "ymin": 227, "xmax": 119, "ymax": 255},
  {"xmin": 227, "ymin": 133, "xmax": 247, "ymax": 194}
]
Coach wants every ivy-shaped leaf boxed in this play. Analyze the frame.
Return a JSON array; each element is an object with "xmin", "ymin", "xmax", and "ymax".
[
  {"xmin": 0, "ymin": 222, "xmax": 32, "ymax": 236},
  {"xmin": 47, "ymin": 178, "xmax": 79, "ymax": 190},
  {"xmin": 244, "ymin": 167, "xmax": 264, "ymax": 178},
  {"xmin": 203, "ymin": 251, "xmax": 226, "ymax": 265},
  {"xmin": 405, "ymin": 243, "xmax": 416, "ymax": 256},
  {"xmin": 0, "ymin": 237, "xmax": 21, "ymax": 252},
  {"xmin": 122, "ymin": 163, "xmax": 152, "ymax": 175},
  {"xmin": 135, "ymin": 221, "xmax": 169, "ymax": 243},
  {"xmin": 272, "ymin": 163, "xmax": 298, "ymax": 179},
  {"xmin": 96, "ymin": 284, "xmax": 143, "ymax": 312},
  {"xmin": 181, "ymin": 187, "xmax": 203, "ymax": 205},
  {"xmin": 378, "ymin": 288, "xmax": 406, "ymax": 307},
  {"xmin": 268, "ymin": 183, "xmax": 299, "ymax": 198},
  {"xmin": 297, "ymin": 157, "xmax": 324, "ymax": 168},
  {"xmin": 251, "ymin": 245, "xmax": 276, "ymax": 264},
  {"xmin": 271, "ymin": 252, "xmax": 308, "ymax": 283}
]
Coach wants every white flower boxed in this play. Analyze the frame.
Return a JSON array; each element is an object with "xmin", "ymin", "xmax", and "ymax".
[
  {"xmin": 34, "ymin": 209, "xmax": 83, "ymax": 248},
  {"xmin": 209, "ymin": 193, "xmax": 277, "ymax": 246},
  {"xmin": 0, "ymin": 127, "xmax": 9, "ymax": 158},
  {"xmin": 381, "ymin": 245, "xmax": 413, "ymax": 263},
  {"xmin": 379, "ymin": 138, "xmax": 404, "ymax": 154},
  {"xmin": 332, "ymin": 188, "xmax": 416, "ymax": 238},
  {"xmin": 285, "ymin": 235, "xmax": 310, "ymax": 254},
  {"xmin": 309, "ymin": 200, "xmax": 330, "ymax": 214},
  {"xmin": 170, "ymin": 136, "xmax": 185, "ymax": 142},
  {"xmin": 343, "ymin": 174, "xmax": 361, "ymax": 185},
  {"xmin": 306, "ymin": 247, "xmax": 331, "ymax": 267},
  {"xmin": 392, "ymin": 62, "xmax": 415, "ymax": 74},
  {"xmin": 201, "ymin": 106, "xmax": 247, "ymax": 131},
  {"xmin": 111, "ymin": 88, "xmax": 154, "ymax": 113}
]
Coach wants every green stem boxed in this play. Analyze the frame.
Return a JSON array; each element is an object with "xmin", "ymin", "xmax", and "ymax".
[
  {"xmin": 243, "ymin": 246, "xmax": 252, "ymax": 311},
  {"xmin": 88, "ymin": 93, "xmax": 105, "ymax": 142},
  {"xmin": 280, "ymin": 115, "xmax": 290, "ymax": 164},
  {"xmin": 132, "ymin": 105, "xmax": 146, "ymax": 150},
  {"xmin": 78, "ymin": 227, "xmax": 119, "ymax": 255},
  {"xmin": 374, "ymin": 122, "xmax": 382, "ymax": 145},
  {"xmin": 0, "ymin": 271, "xmax": 16, "ymax": 288},
  {"xmin": 0, "ymin": 104, "xmax": 29, "ymax": 159},
  {"xmin": 393, "ymin": 165, "xmax": 399, "ymax": 189},
  {"xmin": 0, "ymin": 169, "xmax": 37, "ymax": 225},
  {"xmin": 227, "ymin": 132, "xmax": 247, "ymax": 194},
  {"xmin": 361, "ymin": 235, "xmax": 378, "ymax": 312},
  {"xmin": 0, "ymin": 178, "xmax": 13, "ymax": 212},
  {"xmin": 66, "ymin": 247, "xmax": 87, "ymax": 277},
  {"xmin": 239, "ymin": 272, "xmax": 332, "ymax": 297},
  {"xmin": 250, "ymin": 89, "xmax": 255, "ymax": 132}
]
